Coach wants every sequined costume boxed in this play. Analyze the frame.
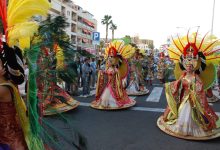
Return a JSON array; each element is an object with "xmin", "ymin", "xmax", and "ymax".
[
  {"xmin": 157, "ymin": 30, "xmax": 220, "ymax": 140},
  {"xmin": 146, "ymin": 53, "xmax": 154, "ymax": 85},
  {"xmin": 91, "ymin": 40, "xmax": 136, "ymax": 110},
  {"xmin": 126, "ymin": 49, "xmax": 149, "ymax": 95},
  {"xmin": 157, "ymin": 58, "xmax": 166, "ymax": 83},
  {"xmin": 37, "ymin": 49, "xmax": 79, "ymax": 116}
]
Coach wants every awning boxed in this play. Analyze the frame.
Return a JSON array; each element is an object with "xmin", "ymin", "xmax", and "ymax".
[
  {"xmin": 82, "ymin": 18, "xmax": 94, "ymax": 27},
  {"xmin": 82, "ymin": 29, "xmax": 88, "ymax": 34},
  {"xmin": 82, "ymin": 38, "xmax": 88, "ymax": 43},
  {"xmin": 82, "ymin": 28, "xmax": 91, "ymax": 34}
]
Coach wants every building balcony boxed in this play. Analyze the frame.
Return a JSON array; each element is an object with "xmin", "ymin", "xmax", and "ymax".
[
  {"xmin": 77, "ymin": 22, "xmax": 95, "ymax": 32},
  {"xmin": 50, "ymin": 0, "xmax": 62, "ymax": 11},
  {"xmin": 77, "ymin": 42, "xmax": 93, "ymax": 48},
  {"xmin": 61, "ymin": 12, "xmax": 65, "ymax": 17},
  {"xmin": 61, "ymin": 0, "xmax": 77, "ymax": 12},
  {"xmin": 72, "ymin": 17, "xmax": 77, "ymax": 22},
  {"xmin": 77, "ymin": 11, "xmax": 96, "ymax": 24},
  {"xmin": 77, "ymin": 32, "xmax": 91, "ymax": 39}
]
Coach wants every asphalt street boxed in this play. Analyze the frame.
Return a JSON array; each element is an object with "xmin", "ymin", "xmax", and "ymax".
[{"xmin": 45, "ymin": 80, "xmax": 220, "ymax": 150}]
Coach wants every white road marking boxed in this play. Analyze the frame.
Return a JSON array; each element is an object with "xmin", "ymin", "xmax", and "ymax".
[
  {"xmin": 129, "ymin": 96, "xmax": 136, "ymax": 100},
  {"xmin": 79, "ymin": 102, "xmax": 220, "ymax": 115},
  {"xmin": 216, "ymin": 112, "xmax": 220, "ymax": 116},
  {"xmin": 130, "ymin": 107, "xmax": 165, "ymax": 112},
  {"xmin": 80, "ymin": 102, "xmax": 91, "ymax": 107},
  {"xmin": 146, "ymin": 87, "xmax": 163, "ymax": 102}
]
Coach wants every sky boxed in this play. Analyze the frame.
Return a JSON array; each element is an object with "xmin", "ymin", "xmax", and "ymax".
[{"xmin": 73, "ymin": 0, "xmax": 220, "ymax": 48}]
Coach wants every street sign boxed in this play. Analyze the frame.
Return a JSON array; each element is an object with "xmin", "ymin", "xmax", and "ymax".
[{"xmin": 92, "ymin": 32, "xmax": 100, "ymax": 45}]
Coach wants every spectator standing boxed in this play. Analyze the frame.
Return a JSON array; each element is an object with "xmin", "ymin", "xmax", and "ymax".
[
  {"xmin": 82, "ymin": 58, "xmax": 92, "ymax": 97},
  {"xmin": 76, "ymin": 57, "xmax": 82, "ymax": 88},
  {"xmin": 90, "ymin": 58, "xmax": 96, "ymax": 88}
]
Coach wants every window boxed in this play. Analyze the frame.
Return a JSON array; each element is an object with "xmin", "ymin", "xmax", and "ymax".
[{"xmin": 67, "ymin": 11, "xmax": 70, "ymax": 16}]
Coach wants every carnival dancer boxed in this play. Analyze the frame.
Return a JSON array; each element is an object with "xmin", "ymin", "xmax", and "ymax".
[
  {"xmin": 157, "ymin": 30, "xmax": 220, "ymax": 140},
  {"xmin": 126, "ymin": 49, "xmax": 149, "ymax": 95},
  {"xmin": 0, "ymin": 0, "xmax": 86, "ymax": 149},
  {"xmin": 0, "ymin": 41, "xmax": 29, "ymax": 150},
  {"xmin": 146, "ymin": 51, "xmax": 154, "ymax": 86},
  {"xmin": 27, "ymin": 16, "xmax": 86, "ymax": 150},
  {"xmin": 157, "ymin": 52, "xmax": 166, "ymax": 83},
  {"xmin": 36, "ymin": 19, "xmax": 80, "ymax": 115},
  {"xmin": 37, "ymin": 47, "xmax": 80, "ymax": 116},
  {"xmin": 91, "ymin": 40, "xmax": 136, "ymax": 110},
  {"xmin": 0, "ymin": 0, "xmax": 52, "ymax": 149},
  {"xmin": 81, "ymin": 58, "xmax": 92, "ymax": 97}
]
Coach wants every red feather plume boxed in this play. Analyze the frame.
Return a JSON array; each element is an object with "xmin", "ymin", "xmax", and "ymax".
[{"xmin": 0, "ymin": 0, "xmax": 7, "ymax": 35}]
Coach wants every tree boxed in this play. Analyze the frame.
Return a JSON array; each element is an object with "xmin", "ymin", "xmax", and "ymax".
[
  {"xmin": 122, "ymin": 35, "xmax": 132, "ymax": 44},
  {"xmin": 148, "ymin": 43, "xmax": 154, "ymax": 50},
  {"xmin": 101, "ymin": 15, "xmax": 112, "ymax": 43},
  {"xmin": 99, "ymin": 40, "xmax": 105, "ymax": 50},
  {"xmin": 97, "ymin": 40, "xmax": 105, "ymax": 56},
  {"xmin": 24, "ymin": 15, "xmax": 87, "ymax": 149},
  {"xmin": 110, "ymin": 22, "xmax": 117, "ymax": 40}
]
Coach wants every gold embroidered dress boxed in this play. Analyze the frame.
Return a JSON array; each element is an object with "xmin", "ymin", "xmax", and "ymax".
[
  {"xmin": 157, "ymin": 30, "xmax": 220, "ymax": 140},
  {"xmin": 92, "ymin": 68, "xmax": 135, "ymax": 109},
  {"xmin": 91, "ymin": 40, "xmax": 136, "ymax": 110},
  {"xmin": 162, "ymin": 74, "xmax": 218, "ymax": 137},
  {"xmin": 126, "ymin": 56, "xmax": 149, "ymax": 96},
  {"xmin": 157, "ymin": 59, "xmax": 166, "ymax": 80}
]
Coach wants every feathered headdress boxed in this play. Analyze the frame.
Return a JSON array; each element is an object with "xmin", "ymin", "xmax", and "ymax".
[
  {"xmin": 159, "ymin": 52, "xmax": 165, "ymax": 59},
  {"xmin": 0, "ymin": 0, "xmax": 50, "ymax": 85},
  {"xmin": 105, "ymin": 40, "xmax": 135, "ymax": 59},
  {"xmin": 54, "ymin": 43, "xmax": 65, "ymax": 70},
  {"xmin": 0, "ymin": 0, "xmax": 50, "ymax": 49},
  {"xmin": 168, "ymin": 30, "xmax": 220, "ymax": 65},
  {"xmin": 168, "ymin": 29, "xmax": 220, "ymax": 89},
  {"xmin": 0, "ymin": 1, "xmax": 51, "ymax": 150},
  {"xmin": 139, "ymin": 49, "xmax": 147, "ymax": 57},
  {"xmin": 104, "ymin": 40, "xmax": 136, "ymax": 79}
]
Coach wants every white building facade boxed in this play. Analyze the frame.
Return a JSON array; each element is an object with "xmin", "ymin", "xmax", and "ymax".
[{"xmin": 49, "ymin": 0, "xmax": 97, "ymax": 52}]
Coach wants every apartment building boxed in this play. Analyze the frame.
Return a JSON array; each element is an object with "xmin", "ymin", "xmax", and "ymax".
[
  {"xmin": 49, "ymin": 0, "xmax": 97, "ymax": 53},
  {"xmin": 131, "ymin": 36, "xmax": 154, "ymax": 54},
  {"xmin": 77, "ymin": 6, "xmax": 97, "ymax": 54},
  {"xmin": 131, "ymin": 36, "xmax": 154, "ymax": 48}
]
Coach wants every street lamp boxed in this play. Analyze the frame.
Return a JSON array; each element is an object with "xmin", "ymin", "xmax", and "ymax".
[{"xmin": 211, "ymin": 0, "xmax": 216, "ymax": 35}]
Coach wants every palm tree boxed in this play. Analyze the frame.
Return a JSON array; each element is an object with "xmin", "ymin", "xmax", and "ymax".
[
  {"xmin": 99, "ymin": 40, "xmax": 105, "ymax": 54},
  {"xmin": 101, "ymin": 15, "xmax": 112, "ymax": 43},
  {"xmin": 110, "ymin": 22, "xmax": 117, "ymax": 40},
  {"xmin": 24, "ymin": 16, "xmax": 87, "ymax": 149}
]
